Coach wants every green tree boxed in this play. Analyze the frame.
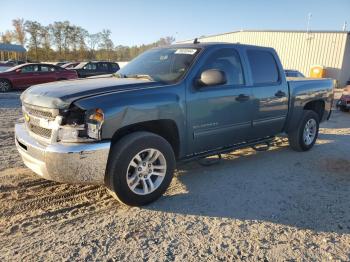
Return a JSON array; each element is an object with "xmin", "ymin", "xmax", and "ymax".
[
  {"xmin": 1, "ymin": 30, "xmax": 14, "ymax": 44},
  {"xmin": 50, "ymin": 22, "xmax": 65, "ymax": 59},
  {"xmin": 12, "ymin": 18, "xmax": 26, "ymax": 46},
  {"xmin": 25, "ymin": 20, "xmax": 42, "ymax": 61},
  {"xmin": 40, "ymin": 26, "xmax": 52, "ymax": 60},
  {"xmin": 99, "ymin": 29, "xmax": 114, "ymax": 60}
]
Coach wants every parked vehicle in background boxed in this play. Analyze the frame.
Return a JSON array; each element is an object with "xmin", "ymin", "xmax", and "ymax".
[
  {"xmin": 61, "ymin": 62, "xmax": 80, "ymax": 69},
  {"xmin": 0, "ymin": 66, "xmax": 12, "ymax": 72},
  {"xmin": 72, "ymin": 61, "xmax": 120, "ymax": 78},
  {"xmin": 285, "ymin": 69, "xmax": 305, "ymax": 78},
  {"xmin": 0, "ymin": 63, "xmax": 78, "ymax": 92},
  {"xmin": 52, "ymin": 61, "xmax": 69, "ymax": 67},
  {"xmin": 337, "ymin": 84, "xmax": 350, "ymax": 112},
  {"xmin": 15, "ymin": 43, "xmax": 333, "ymax": 206}
]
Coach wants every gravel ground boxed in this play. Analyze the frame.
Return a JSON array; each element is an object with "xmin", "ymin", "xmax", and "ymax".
[{"xmin": 0, "ymin": 92, "xmax": 349, "ymax": 261}]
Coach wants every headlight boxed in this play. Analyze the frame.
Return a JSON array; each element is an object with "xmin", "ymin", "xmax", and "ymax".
[
  {"xmin": 86, "ymin": 108, "xmax": 104, "ymax": 140},
  {"xmin": 57, "ymin": 108, "xmax": 104, "ymax": 142}
]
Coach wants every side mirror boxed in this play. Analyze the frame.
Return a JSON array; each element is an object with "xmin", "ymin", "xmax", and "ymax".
[
  {"xmin": 15, "ymin": 69, "xmax": 22, "ymax": 73},
  {"xmin": 197, "ymin": 69, "xmax": 227, "ymax": 87}
]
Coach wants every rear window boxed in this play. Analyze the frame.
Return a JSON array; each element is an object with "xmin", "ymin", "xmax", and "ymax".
[{"xmin": 247, "ymin": 50, "xmax": 279, "ymax": 85}]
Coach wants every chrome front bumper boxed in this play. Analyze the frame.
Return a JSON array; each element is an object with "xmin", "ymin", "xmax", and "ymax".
[{"xmin": 15, "ymin": 123, "xmax": 111, "ymax": 185}]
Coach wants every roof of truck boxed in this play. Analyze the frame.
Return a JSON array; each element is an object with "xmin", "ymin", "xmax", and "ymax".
[{"xmin": 170, "ymin": 42, "xmax": 273, "ymax": 49}]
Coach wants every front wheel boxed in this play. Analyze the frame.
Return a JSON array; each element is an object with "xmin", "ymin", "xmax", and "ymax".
[
  {"xmin": 105, "ymin": 131, "xmax": 176, "ymax": 206},
  {"xmin": 288, "ymin": 110, "xmax": 319, "ymax": 151},
  {"xmin": 0, "ymin": 79, "xmax": 12, "ymax": 92}
]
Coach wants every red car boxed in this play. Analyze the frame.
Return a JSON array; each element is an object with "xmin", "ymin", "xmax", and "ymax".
[
  {"xmin": 337, "ymin": 85, "xmax": 350, "ymax": 112},
  {"xmin": 0, "ymin": 63, "xmax": 78, "ymax": 92}
]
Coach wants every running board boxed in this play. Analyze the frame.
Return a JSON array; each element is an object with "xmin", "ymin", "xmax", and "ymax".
[{"xmin": 180, "ymin": 136, "xmax": 275, "ymax": 163}]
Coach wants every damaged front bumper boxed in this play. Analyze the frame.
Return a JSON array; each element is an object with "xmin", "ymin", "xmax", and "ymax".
[{"xmin": 15, "ymin": 123, "xmax": 111, "ymax": 184}]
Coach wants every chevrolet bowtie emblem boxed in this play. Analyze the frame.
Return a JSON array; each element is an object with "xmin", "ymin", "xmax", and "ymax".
[{"xmin": 24, "ymin": 113, "xmax": 30, "ymax": 122}]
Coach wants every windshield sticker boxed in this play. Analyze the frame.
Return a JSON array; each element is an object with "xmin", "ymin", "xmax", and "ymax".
[{"xmin": 175, "ymin": 49, "xmax": 197, "ymax": 55}]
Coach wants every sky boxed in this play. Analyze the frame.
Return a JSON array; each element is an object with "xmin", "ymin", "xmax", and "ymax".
[{"xmin": 1, "ymin": 0, "xmax": 350, "ymax": 46}]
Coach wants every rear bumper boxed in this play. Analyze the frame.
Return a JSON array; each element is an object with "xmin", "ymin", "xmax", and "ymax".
[{"xmin": 15, "ymin": 123, "xmax": 111, "ymax": 184}]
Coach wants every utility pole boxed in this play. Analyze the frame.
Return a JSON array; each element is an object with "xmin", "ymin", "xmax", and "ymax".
[
  {"xmin": 343, "ymin": 21, "xmax": 347, "ymax": 31},
  {"xmin": 306, "ymin": 13, "xmax": 312, "ymax": 33}
]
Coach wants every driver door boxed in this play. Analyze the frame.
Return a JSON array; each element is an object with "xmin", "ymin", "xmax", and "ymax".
[
  {"xmin": 13, "ymin": 64, "xmax": 40, "ymax": 89},
  {"xmin": 186, "ymin": 47, "xmax": 253, "ymax": 154}
]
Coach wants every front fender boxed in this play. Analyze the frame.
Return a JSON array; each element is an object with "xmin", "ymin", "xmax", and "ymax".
[{"xmin": 73, "ymin": 84, "xmax": 186, "ymax": 141}]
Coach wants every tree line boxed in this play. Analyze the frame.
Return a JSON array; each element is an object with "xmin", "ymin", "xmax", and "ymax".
[{"xmin": 1, "ymin": 18, "xmax": 175, "ymax": 62}]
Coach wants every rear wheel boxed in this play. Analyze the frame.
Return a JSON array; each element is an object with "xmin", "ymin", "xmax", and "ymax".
[
  {"xmin": 105, "ymin": 131, "xmax": 176, "ymax": 206},
  {"xmin": 0, "ymin": 79, "xmax": 12, "ymax": 92},
  {"xmin": 288, "ymin": 110, "xmax": 319, "ymax": 151}
]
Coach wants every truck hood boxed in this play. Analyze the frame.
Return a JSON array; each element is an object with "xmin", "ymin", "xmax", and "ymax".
[{"xmin": 21, "ymin": 77, "xmax": 160, "ymax": 109}]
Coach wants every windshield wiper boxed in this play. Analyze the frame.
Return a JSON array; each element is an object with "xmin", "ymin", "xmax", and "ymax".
[{"xmin": 125, "ymin": 74, "xmax": 154, "ymax": 81}]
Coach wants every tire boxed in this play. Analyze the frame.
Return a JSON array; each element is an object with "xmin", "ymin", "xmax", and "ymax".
[
  {"xmin": 0, "ymin": 79, "xmax": 12, "ymax": 92},
  {"xmin": 105, "ymin": 131, "xmax": 176, "ymax": 206},
  {"xmin": 288, "ymin": 110, "xmax": 319, "ymax": 152}
]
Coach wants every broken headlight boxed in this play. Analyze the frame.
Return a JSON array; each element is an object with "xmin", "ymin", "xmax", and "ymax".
[
  {"xmin": 58, "ymin": 107, "xmax": 104, "ymax": 142},
  {"xmin": 85, "ymin": 108, "xmax": 104, "ymax": 140}
]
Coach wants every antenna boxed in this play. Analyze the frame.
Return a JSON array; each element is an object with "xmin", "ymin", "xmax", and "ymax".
[
  {"xmin": 306, "ymin": 13, "xmax": 312, "ymax": 33},
  {"xmin": 343, "ymin": 21, "xmax": 348, "ymax": 31},
  {"xmin": 193, "ymin": 38, "xmax": 200, "ymax": 44}
]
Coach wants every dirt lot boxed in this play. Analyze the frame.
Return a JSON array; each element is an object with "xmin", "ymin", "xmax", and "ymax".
[{"xmin": 0, "ymin": 92, "xmax": 349, "ymax": 261}]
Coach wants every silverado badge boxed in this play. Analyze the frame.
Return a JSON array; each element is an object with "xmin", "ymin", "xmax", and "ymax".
[{"xmin": 24, "ymin": 113, "xmax": 30, "ymax": 122}]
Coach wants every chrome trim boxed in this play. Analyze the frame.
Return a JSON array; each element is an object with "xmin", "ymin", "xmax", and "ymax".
[
  {"xmin": 23, "ymin": 103, "xmax": 59, "ymax": 118},
  {"xmin": 15, "ymin": 123, "xmax": 111, "ymax": 184},
  {"xmin": 252, "ymin": 116, "xmax": 286, "ymax": 126}
]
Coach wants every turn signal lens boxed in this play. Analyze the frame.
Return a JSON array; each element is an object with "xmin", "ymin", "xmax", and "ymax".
[{"xmin": 89, "ymin": 108, "xmax": 104, "ymax": 122}]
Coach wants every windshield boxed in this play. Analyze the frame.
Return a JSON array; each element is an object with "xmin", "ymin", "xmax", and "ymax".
[{"xmin": 117, "ymin": 47, "xmax": 200, "ymax": 83}]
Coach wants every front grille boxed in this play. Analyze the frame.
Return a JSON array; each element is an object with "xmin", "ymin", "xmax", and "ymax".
[
  {"xmin": 24, "ymin": 106, "xmax": 54, "ymax": 119},
  {"xmin": 29, "ymin": 124, "xmax": 52, "ymax": 139}
]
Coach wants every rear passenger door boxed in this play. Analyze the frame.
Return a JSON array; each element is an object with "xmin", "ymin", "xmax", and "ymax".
[
  {"xmin": 97, "ymin": 62, "xmax": 110, "ymax": 75},
  {"xmin": 247, "ymin": 49, "xmax": 289, "ymax": 139},
  {"xmin": 38, "ymin": 65, "xmax": 57, "ymax": 84}
]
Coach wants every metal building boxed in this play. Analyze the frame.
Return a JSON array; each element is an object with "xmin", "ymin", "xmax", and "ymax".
[
  {"xmin": 180, "ymin": 30, "xmax": 350, "ymax": 87},
  {"xmin": 0, "ymin": 43, "xmax": 27, "ymax": 61}
]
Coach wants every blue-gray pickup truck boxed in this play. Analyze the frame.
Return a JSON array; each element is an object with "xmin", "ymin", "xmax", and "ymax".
[{"xmin": 15, "ymin": 42, "xmax": 334, "ymax": 206}]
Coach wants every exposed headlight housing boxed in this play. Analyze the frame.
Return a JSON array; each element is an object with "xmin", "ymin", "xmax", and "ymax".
[
  {"xmin": 86, "ymin": 108, "xmax": 104, "ymax": 140},
  {"xmin": 57, "ymin": 107, "xmax": 104, "ymax": 142}
]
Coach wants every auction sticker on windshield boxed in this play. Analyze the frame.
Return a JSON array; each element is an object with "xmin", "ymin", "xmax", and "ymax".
[{"xmin": 175, "ymin": 49, "xmax": 197, "ymax": 55}]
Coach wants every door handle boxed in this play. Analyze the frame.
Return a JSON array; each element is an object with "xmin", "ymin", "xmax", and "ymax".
[
  {"xmin": 236, "ymin": 94, "xmax": 250, "ymax": 102},
  {"xmin": 275, "ymin": 90, "xmax": 286, "ymax": 98}
]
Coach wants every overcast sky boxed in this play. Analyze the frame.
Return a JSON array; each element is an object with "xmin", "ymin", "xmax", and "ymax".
[{"xmin": 1, "ymin": 0, "xmax": 350, "ymax": 46}]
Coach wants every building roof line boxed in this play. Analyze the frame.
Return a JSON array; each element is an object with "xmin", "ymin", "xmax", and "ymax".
[
  {"xmin": 178, "ymin": 29, "xmax": 350, "ymax": 43},
  {"xmin": 0, "ymin": 43, "xmax": 26, "ymax": 53}
]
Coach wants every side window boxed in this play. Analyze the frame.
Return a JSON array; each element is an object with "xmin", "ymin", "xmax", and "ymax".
[
  {"xmin": 40, "ymin": 65, "xmax": 56, "ymax": 72},
  {"xmin": 110, "ymin": 63, "xmax": 119, "ymax": 72},
  {"xmin": 21, "ymin": 65, "xmax": 39, "ymax": 73},
  {"xmin": 201, "ymin": 48, "xmax": 245, "ymax": 86},
  {"xmin": 247, "ymin": 50, "xmax": 280, "ymax": 85},
  {"xmin": 98, "ymin": 63, "xmax": 109, "ymax": 71},
  {"xmin": 84, "ymin": 63, "xmax": 97, "ymax": 70}
]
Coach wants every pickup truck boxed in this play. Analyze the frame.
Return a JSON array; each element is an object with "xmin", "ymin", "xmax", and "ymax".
[{"xmin": 15, "ymin": 42, "xmax": 334, "ymax": 206}]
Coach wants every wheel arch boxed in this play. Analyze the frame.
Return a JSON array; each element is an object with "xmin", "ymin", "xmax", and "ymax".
[
  {"xmin": 303, "ymin": 99, "xmax": 325, "ymax": 121},
  {"xmin": 110, "ymin": 119, "xmax": 181, "ymax": 159}
]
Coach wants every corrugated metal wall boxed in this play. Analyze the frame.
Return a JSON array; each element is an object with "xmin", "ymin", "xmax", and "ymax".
[{"xmin": 181, "ymin": 31, "xmax": 350, "ymax": 86}]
